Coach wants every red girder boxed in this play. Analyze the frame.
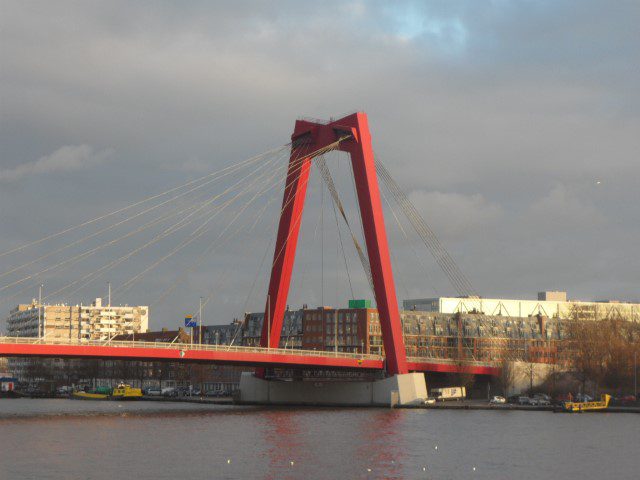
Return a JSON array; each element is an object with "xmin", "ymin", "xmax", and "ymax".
[
  {"xmin": 406, "ymin": 360, "xmax": 500, "ymax": 377},
  {"xmin": 0, "ymin": 343, "xmax": 382, "ymax": 370},
  {"xmin": 260, "ymin": 112, "xmax": 408, "ymax": 375},
  {"xmin": 0, "ymin": 342, "xmax": 498, "ymax": 376}
]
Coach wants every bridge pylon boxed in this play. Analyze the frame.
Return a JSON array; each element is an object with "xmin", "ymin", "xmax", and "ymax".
[{"xmin": 259, "ymin": 112, "xmax": 408, "ymax": 376}]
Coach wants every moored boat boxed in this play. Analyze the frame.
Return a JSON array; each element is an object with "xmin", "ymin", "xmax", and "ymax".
[
  {"xmin": 111, "ymin": 383, "xmax": 143, "ymax": 400},
  {"xmin": 562, "ymin": 394, "xmax": 611, "ymax": 412},
  {"xmin": 72, "ymin": 385, "xmax": 111, "ymax": 400},
  {"xmin": 71, "ymin": 384, "xmax": 142, "ymax": 400},
  {"xmin": 72, "ymin": 390, "xmax": 109, "ymax": 400}
]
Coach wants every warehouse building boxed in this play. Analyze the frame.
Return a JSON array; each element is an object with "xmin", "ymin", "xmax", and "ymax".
[{"xmin": 403, "ymin": 292, "xmax": 640, "ymax": 322}]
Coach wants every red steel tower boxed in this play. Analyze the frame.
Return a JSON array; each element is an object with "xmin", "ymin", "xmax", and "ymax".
[{"xmin": 259, "ymin": 112, "xmax": 408, "ymax": 375}]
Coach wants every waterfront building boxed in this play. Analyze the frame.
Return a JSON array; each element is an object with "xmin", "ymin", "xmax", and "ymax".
[
  {"xmin": 242, "ymin": 309, "xmax": 303, "ymax": 348},
  {"xmin": 112, "ymin": 327, "xmax": 190, "ymax": 344},
  {"xmin": 6, "ymin": 298, "xmax": 148, "ymax": 382},
  {"xmin": 194, "ymin": 320, "xmax": 244, "ymax": 346},
  {"xmin": 6, "ymin": 297, "xmax": 148, "ymax": 341},
  {"xmin": 233, "ymin": 302, "xmax": 573, "ymax": 364},
  {"xmin": 301, "ymin": 307, "xmax": 369, "ymax": 353},
  {"xmin": 403, "ymin": 292, "xmax": 640, "ymax": 322}
]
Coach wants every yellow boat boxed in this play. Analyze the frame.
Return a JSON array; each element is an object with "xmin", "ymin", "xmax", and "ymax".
[
  {"xmin": 563, "ymin": 394, "xmax": 611, "ymax": 412},
  {"xmin": 72, "ymin": 384, "xmax": 142, "ymax": 400},
  {"xmin": 111, "ymin": 383, "xmax": 142, "ymax": 400},
  {"xmin": 72, "ymin": 391, "xmax": 109, "ymax": 400}
]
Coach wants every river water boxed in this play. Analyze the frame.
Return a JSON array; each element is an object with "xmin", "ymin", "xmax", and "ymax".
[{"xmin": 0, "ymin": 399, "xmax": 637, "ymax": 479}]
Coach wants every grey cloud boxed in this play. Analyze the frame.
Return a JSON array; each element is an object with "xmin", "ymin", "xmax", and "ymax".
[
  {"xmin": 0, "ymin": 145, "xmax": 113, "ymax": 182},
  {"xmin": 408, "ymin": 190, "xmax": 504, "ymax": 240},
  {"xmin": 0, "ymin": 1, "xmax": 638, "ymax": 328},
  {"xmin": 528, "ymin": 183, "xmax": 605, "ymax": 229}
]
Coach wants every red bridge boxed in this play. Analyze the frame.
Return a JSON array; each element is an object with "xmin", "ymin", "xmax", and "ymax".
[
  {"xmin": 0, "ymin": 337, "xmax": 498, "ymax": 376},
  {"xmin": 1, "ymin": 112, "xmax": 500, "ymax": 406}
]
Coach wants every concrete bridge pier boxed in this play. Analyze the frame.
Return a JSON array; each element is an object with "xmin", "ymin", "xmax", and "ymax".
[{"xmin": 237, "ymin": 372, "xmax": 427, "ymax": 407}]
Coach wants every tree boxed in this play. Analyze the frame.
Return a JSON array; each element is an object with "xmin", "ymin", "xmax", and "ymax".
[
  {"xmin": 496, "ymin": 358, "xmax": 515, "ymax": 396},
  {"xmin": 567, "ymin": 316, "xmax": 640, "ymax": 394}
]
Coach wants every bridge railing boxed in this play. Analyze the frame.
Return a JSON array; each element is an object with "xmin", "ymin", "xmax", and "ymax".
[
  {"xmin": 0, "ymin": 336, "xmax": 498, "ymax": 366},
  {"xmin": 0, "ymin": 336, "xmax": 383, "ymax": 361},
  {"xmin": 405, "ymin": 356, "xmax": 497, "ymax": 368}
]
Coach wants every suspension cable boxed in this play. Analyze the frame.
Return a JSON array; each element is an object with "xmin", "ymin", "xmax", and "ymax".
[
  {"xmin": 374, "ymin": 158, "xmax": 478, "ymax": 298},
  {"xmin": 379, "ymin": 177, "xmax": 440, "ymax": 297},
  {"xmin": 150, "ymin": 144, "xmax": 308, "ymax": 306},
  {"xmin": 113, "ymin": 148, "xmax": 299, "ymax": 295},
  {"xmin": 315, "ymin": 155, "xmax": 373, "ymax": 292},
  {"xmin": 0, "ymin": 149, "xmax": 287, "ymax": 297},
  {"xmin": 0, "ymin": 147, "xmax": 285, "ymax": 280},
  {"xmin": 0, "ymin": 144, "xmax": 290, "ymax": 260},
  {"xmin": 50, "ymin": 154, "xmax": 289, "ymax": 303},
  {"xmin": 189, "ymin": 138, "xmax": 350, "ymax": 329}
]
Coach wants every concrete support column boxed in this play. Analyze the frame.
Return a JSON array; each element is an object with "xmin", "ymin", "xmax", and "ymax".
[{"xmin": 238, "ymin": 372, "xmax": 427, "ymax": 407}]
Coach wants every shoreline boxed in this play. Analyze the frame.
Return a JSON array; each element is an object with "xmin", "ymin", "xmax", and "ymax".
[
  {"xmin": 399, "ymin": 401, "xmax": 640, "ymax": 413},
  {"xmin": 3, "ymin": 396, "xmax": 638, "ymax": 412},
  {"xmin": 140, "ymin": 396, "xmax": 233, "ymax": 405}
]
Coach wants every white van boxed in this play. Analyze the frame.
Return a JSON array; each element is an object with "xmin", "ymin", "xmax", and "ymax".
[{"xmin": 430, "ymin": 386, "xmax": 466, "ymax": 402}]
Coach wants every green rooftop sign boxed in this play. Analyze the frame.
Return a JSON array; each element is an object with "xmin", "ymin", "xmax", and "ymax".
[{"xmin": 348, "ymin": 299, "xmax": 372, "ymax": 309}]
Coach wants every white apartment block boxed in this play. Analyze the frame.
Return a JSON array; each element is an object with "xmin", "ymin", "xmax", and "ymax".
[
  {"xmin": 403, "ymin": 292, "xmax": 640, "ymax": 322},
  {"xmin": 6, "ymin": 298, "xmax": 148, "ymax": 341}
]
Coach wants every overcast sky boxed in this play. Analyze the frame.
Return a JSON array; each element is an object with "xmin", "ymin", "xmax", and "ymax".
[{"xmin": 1, "ymin": 1, "xmax": 638, "ymax": 330}]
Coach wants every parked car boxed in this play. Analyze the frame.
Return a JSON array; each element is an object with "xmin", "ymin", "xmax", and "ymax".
[
  {"xmin": 533, "ymin": 393, "xmax": 551, "ymax": 402},
  {"xmin": 575, "ymin": 393, "xmax": 593, "ymax": 402},
  {"xmin": 555, "ymin": 393, "xmax": 573, "ymax": 404},
  {"xmin": 175, "ymin": 387, "xmax": 190, "ymax": 396},
  {"xmin": 162, "ymin": 387, "xmax": 178, "ymax": 397},
  {"xmin": 489, "ymin": 396, "xmax": 506, "ymax": 405},
  {"xmin": 424, "ymin": 397, "xmax": 436, "ymax": 405},
  {"xmin": 507, "ymin": 395, "xmax": 520, "ymax": 404},
  {"xmin": 145, "ymin": 388, "xmax": 162, "ymax": 396},
  {"xmin": 517, "ymin": 396, "xmax": 532, "ymax": 405},
  {"xmin": 618, "ymin": 395, "xmax": 636, "ymax": 405}
]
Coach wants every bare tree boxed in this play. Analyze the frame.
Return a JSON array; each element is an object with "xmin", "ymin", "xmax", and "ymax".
[{"xmin": 496, "ymin": 358, "xmax": 515, "ymax": 396}]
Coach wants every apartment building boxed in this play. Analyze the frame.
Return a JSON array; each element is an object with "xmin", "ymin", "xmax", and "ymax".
[
  {"xmin": 242, "ymin": 309, "xmax": 303, "ymax": 348},
  {"xmin": 6, "ymin": 298, "xmax": 148, "ymax": 341}
]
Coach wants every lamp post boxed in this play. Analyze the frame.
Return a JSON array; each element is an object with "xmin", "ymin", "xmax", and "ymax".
[
  {"xmin": 199, "ymin": 297, "xmax": 203, "ymax": 347},
  {"xmin": 267, "ymin": 295, "xmax": 271, "ymax": 352},
  {"xmin": 38, "ymin": 284, "xmax": 43, "ymax": 338},
  {"xmin": 634, "ymin": 351, "xmax": 637, "ymax": 399},
  {"xmin": 334, "ymin": 310, "xmax": 338, "ymax": 355}
]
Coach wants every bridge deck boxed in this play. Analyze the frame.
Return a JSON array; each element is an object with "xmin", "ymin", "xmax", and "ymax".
[{"xmin": 0, "ymin": 337, "xmax": 498, "ymax": 375}]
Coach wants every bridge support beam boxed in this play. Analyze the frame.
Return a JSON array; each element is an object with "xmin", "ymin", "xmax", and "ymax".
[
  {"xmin": 260, "ymin": 112, "xmax": 408, "ymax": 376},
  {"xmin": 238, "ymin": 372, "xmax": 427, "ymax": 407}
]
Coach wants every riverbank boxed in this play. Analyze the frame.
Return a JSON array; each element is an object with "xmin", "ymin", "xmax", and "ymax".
[
  {"xmin": 140, "ymin": 396, "xmax": 233, "ymax": 405},
  {"xmin": 4, "ymin": 395, "xmax": 638, "ymax": 412},
  {"xmin": 400, "ymin": 400, "xmax": 640, "ymax": 413}
]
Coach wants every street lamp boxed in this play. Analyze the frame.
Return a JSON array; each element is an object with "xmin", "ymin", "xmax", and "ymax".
[
  {"xmin": 334, "ymin": 310, "xmax": 338, "ymax": 355},
  {"xmin": 267, "ymin": 295, "xmax": 271, "ymax": 352},
  {"xmin": 38, "ymin": 284, "xmax": 43, "ymax": 338},
  {"xmin": 199, "ymin": 297, "xmax": 203, "ymax": 347},
  {"xmin": 634, "ymin": 351, "xmax": 637, "ymax": 400}
]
